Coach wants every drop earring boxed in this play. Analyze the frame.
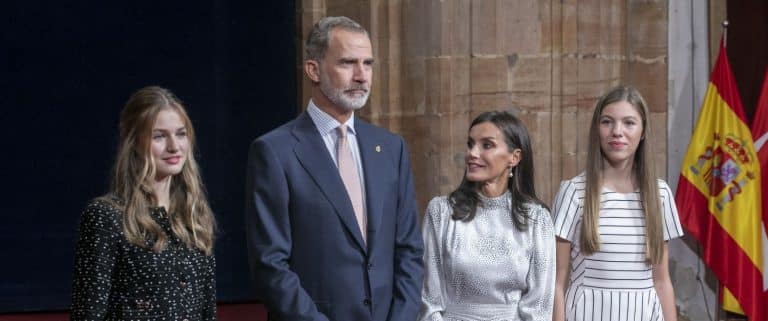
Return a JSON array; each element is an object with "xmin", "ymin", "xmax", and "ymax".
[{"xmin": 508, "ymin": 166, "xmax": 514, "ymax": 178}]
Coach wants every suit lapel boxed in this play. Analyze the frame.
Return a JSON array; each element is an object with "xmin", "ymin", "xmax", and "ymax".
[
  {"xmin": 291, "ymin": 113, "xmax": 367, "ymax": 252},
  {"xmin": 356, "ymin": 120, "xmax": 385, "ymax": 249}
]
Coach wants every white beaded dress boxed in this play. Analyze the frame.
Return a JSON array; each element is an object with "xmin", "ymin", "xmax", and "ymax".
[{"xmin": 419, "ymin": 191, "xmax": 555, "ymax": 321}]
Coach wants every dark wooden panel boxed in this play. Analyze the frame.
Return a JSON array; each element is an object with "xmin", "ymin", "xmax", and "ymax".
[{"xmin": 728, "ymin": 0, "xmax": 768, "ymax": 123}]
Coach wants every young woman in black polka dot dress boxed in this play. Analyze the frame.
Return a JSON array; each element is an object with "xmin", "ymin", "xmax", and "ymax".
[{"xmin": 70, "ymin": 86, "xmax": 217, "ymax": 321}]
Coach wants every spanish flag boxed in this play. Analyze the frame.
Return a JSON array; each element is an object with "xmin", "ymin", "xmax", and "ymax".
[{"xmin": 676, "ymin": 39, "xmax": 765, "ymax": 321}]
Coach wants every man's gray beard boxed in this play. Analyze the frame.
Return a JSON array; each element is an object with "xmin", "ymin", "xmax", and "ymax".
[{"xmin": 319, "ymin": 76, "xmax": 370, "ymax": 111}]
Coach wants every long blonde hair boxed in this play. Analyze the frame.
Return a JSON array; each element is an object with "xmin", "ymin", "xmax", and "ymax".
[
  {"xmin": 581, "ymin": 85, "xmax": 663, "ymax": 264},
  {"xmin": 102, "ymin": 86, "xmax": 216, "ymax": 255}
]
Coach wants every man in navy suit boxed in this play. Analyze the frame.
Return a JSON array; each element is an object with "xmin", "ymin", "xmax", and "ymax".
[{"xmin": 245, "ymin": 16, "xmax": 424, "ymax": 321}]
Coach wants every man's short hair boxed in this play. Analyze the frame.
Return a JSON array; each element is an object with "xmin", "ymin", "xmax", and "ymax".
[{"xmin": 305, "ymin": 16, "xmax": 369, "ymax": 61}]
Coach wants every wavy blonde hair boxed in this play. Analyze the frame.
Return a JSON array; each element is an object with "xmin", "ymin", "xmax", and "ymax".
[
  {"xmin": 102, "ymin": 86, "xmax": 216, "ymax": 255},
  {"xmin": 581, "ymin": 85, "xmax": 663, "ymax": 264}
]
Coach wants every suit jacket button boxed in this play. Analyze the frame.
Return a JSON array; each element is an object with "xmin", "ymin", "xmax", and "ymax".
[{"xmin": 363, "ymin": 299, "xmax": 371, "ymax": 306}]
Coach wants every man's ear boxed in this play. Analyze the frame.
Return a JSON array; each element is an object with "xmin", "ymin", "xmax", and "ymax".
[{"xmin": 305, "ymin": 60, "xmax": 320, "ymax": 83}]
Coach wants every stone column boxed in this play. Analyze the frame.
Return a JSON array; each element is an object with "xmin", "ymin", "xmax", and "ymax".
[{"xmin": 297, "ymin": 0, "xmax": 669, "ymax": 210}]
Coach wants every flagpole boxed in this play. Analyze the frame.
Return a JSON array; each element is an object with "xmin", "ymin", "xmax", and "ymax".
[
  {"xmin": 717, "ymin": 21, "xmax": 749, "ymax": 321},
  {"xmin": 717, "ymin": 19, "xmax": 735, "ymax": 321},
  {"xmin": 717, "ymin": 20, "xmax": 727, "ymax": 320}
]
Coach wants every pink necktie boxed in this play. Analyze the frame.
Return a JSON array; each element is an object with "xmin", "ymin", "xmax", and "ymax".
[{"xmin": 337, "ymin": 124, "xmax": 366, "ymax": 242}]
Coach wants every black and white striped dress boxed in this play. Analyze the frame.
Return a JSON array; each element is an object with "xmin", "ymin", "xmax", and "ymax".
[{"xmin": 552, "ymin": 173, "xmax": 683, "ymax": 321}]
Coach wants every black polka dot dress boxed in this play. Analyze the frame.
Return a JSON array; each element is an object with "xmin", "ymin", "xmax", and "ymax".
[{"xmin": 70, "ymin": 199, "xmax": 216, "ymax": 321}]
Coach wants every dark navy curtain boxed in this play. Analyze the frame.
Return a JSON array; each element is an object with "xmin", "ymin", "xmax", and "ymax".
[{"xmin": 0, "ymin": 0, "xmax": 296, "ymax": 311}]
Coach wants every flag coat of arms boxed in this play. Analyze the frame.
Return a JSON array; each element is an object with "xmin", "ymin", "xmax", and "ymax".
[{"xmin": 675, "ymin": 40, "xmax": 765, "ymax": 321}]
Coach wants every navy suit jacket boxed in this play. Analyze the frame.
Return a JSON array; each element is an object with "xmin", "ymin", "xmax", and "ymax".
[{"xmin": 246, "ymin": 112, "xmax": 423, "ymax": 321}]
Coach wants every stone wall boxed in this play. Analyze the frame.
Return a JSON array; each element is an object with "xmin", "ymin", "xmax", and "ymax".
[
  {"xmin": 297, "ymin": 0, "xmax": 668, "ymax": 213},
  {"xmin": 295, "ymin": 1, "xmax": 717, "ymax": 319}
]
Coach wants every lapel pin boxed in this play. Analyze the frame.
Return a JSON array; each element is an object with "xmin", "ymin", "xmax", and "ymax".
[{"xmin": 375, "ymin": 145, "xmax": 381, "ymax": 152}]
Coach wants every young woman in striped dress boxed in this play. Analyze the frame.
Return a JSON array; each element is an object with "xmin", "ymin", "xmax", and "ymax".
[{"xmin": 551, "ymin": 86, "xmax": 683, "ymax": 321}]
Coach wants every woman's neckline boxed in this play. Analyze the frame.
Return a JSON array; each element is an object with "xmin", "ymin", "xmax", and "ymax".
[{"xmin": 601, "ymin": 185, "xmax": 639, "ymax": 195}]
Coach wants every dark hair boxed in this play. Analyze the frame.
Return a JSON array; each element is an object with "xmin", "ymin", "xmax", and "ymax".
[
  {"xmin": 305, "ymin": 16, "xmax": 369, "ymax": 61},
  {"xmin": 448, "ymin": 110, "xmax": 547, "ymax": 230}
]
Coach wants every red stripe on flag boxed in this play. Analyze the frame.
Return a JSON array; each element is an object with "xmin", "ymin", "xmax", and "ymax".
[
  {"xmin": 752, "ymin": 67, "xmax": 768, "ymax": 138},
  {"xmin": 760, "ymin": 146, "xmax": 768, "ymax": 237},
  {"xmin": 752, "ymin": 66, "xmax": 768, "ymax": 320},
  {"xmin": 753, "ymin": 66, "xmax": 768, "ymax": 236},
  {"xmin": 710, "ymin": 39, "xmax": 748, "ymax": 123},
  {"xmin": 677, "ymin": 178, "xmax": 765, "ymax": 321}
]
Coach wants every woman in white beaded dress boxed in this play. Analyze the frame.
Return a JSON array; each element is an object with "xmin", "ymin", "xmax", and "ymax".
[
  {"xmin": 551, "ymin": 86, "xmax": 683, "ymax": 321},
  {"xmin": 419, "ymin": 111, "xmax": 555, "ymax": 321}
]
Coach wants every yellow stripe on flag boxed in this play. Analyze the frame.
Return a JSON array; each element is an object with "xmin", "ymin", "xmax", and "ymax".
[
  {"xmin": 722, "ymin": 287, "xmax": 745, "ymax": 315},
  {"xmin": 680, "ymin": 83, "xmax": 764, "ymax": 267}
]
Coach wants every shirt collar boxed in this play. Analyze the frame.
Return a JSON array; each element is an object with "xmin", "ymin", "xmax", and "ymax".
[{"xmin": 307, "ymin": 100, "xmax": 356, "ymax": 135}]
